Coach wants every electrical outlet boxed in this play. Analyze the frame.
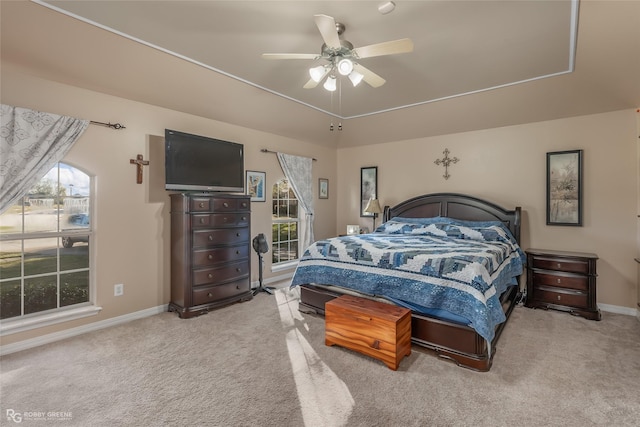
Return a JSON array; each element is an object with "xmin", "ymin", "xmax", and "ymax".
[{"xmin": 114, "ymin": 283, "xmax": 124, "ymax": 297}]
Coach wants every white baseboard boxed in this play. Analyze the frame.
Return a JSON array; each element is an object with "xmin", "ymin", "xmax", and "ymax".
[
  {"xmin": 598, "ymin": 303, "xmax": 638, "ymax": 317},
  {"xmin": 251, "ymin": 271, "xmax": 294, "ymax": 289},
  {"xmin": 0, "ymin": 305, "xmax": 167, "ymax": 356}
]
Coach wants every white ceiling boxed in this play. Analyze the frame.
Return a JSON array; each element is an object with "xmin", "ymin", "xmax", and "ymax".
[{"xmin": 2, "ymin": 1, "xmax": 639, "ymax": 148}]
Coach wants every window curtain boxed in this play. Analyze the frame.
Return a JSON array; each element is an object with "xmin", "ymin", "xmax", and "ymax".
[
  {"xmin": 277, "ymin": 153, "xmax": 315, "ymax": 250},
  {"xmin": 0, "ymin": 104, "xmax": 89, "ymax": 214}
]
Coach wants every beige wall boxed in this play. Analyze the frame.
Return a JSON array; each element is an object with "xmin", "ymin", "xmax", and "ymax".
[
  {"xmin": 337, "ymin": 109, "xmax": 638, "ymax": 310},
  {"xmin": 1, "ymin": 61, "xmax": 637, "ymax": 348},
  {"xmin": 0, "ymin": 64, "xmax": 337, "ymax": 346}
]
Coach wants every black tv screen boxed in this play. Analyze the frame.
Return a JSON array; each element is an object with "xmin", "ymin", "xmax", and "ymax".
[{"xmin": 165, "ymin": 129, "xmax": 244, "ymax": 192}]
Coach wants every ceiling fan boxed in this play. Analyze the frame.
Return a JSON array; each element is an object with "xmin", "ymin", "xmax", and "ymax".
[{"xmin": 262, "ymin": 14, "xmax": 413, "ymax": 91}]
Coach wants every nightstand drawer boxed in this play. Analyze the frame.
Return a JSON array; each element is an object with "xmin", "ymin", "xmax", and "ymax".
[
  {"xmin": 531, "ymin": 257, "xmax": 589, "ymax": 274},
  {"xmin": 532, "ymin": 271, "xmax": 588, "ymax": 291},
  {"xmin": 536, "ymin": 286, "xmax": 588, "ymax": 309}
]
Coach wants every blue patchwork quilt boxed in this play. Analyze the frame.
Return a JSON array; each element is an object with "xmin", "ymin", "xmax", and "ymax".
[{"xmin": 291, "ymin": 217, "xmax": 526, "ymax": 343}]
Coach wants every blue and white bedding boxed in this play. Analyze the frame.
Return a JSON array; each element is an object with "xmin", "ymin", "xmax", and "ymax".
[{"xmin": 291, "ymin": 217, "xmax": 526, "ymax": 343}]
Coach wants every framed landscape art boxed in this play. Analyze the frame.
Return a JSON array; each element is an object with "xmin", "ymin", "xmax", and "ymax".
[
  {"xmin": 546, "ymin": 150, "xmax": 582, "ymax": 226},
  {"xmin": 319, "ymin": 178, "xmax": 328, "ymax": 199},
  {"xmin": 360, "ymin": 166, "xmax": 377, "ymax": 217}
]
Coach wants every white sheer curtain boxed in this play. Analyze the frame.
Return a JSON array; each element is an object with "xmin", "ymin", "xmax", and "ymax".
[
  {"xmin": 0, "ymin": 104, "xmax": 89, "ymax": 214},
  {"xmin": 277, "ymin": 153, "xmax": 315, "ymax": 250}
]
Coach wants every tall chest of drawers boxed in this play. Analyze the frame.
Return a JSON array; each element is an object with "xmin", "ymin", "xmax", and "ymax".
[
  {"xmin": 169, "ymin": 193, "xmax": 252, "ymax": 318},
  {"xmin": 525, "ymin": 249, "xmax": 601, "ymax": 320}
]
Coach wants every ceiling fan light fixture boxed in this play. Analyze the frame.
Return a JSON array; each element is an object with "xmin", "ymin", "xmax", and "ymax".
[
  {"xmin": 348, "ymin": 70, "xmax": 364, "ymax": 87},
  {"xmin": 337, "ymin": 58, "xmax": 354, "ymax": 76},
  {"xmin": 309, "ymin": 65, "xmax": 327, "ymax": 82},
  {"xmin": 323, "ymin": 75, "xmax": 337, "ymax": 91}
]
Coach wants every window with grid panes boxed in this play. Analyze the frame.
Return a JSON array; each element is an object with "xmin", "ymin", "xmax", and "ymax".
[
  {"xmin": 0, "ymin": 163, "xmax": 92, "ymax": 321},
  {"xmin": 271, "ymin": 179, "xmax": 299, "ymax": 264}
]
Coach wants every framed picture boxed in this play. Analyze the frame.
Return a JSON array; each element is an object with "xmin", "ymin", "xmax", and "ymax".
[
  {"xmin": 547, "ymin": 150, "xmax": 583, "ymax": 226},
  {"xmin": 360, "ymin": 166, "xmax": 378, "ymax": 217},
  {"xmin": 319, "ymin": 178, "xmax": 329, "ymax": 199},
  {"xmin": 246, "ymin": 170, "xmax": 266, "ymax": 202}
]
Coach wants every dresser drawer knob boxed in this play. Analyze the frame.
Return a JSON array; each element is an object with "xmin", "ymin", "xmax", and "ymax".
[
  {"xmin": 241, "ymin": 202, "xmax": 247, "ymax": 208},
  {"xmin": 208, "ymin": 292, "xmax": 213, "ymax": 298},
  {"xmin": 236, "ymin": 232, "xmax": 240, "ymax": 237},
  {"xmin": 208, "ymin": 235, "xmax": 213, "ymax": 241},
  {"xmin": 200, "ymin": 218, "xmax": 205, "ymax": 224},
  {"xmin": 236, "ymin": 285, "xmax": 240, "ymax": 289},
  {"xmin": 241, "ymin": 216, "xmax": 247, "ymax": 221},
  {"xmin": 208, "ymin": 254, "xmax": 213, "ymax": 260},
  {"xmin": 199, "ymin": 202, "xmax": 205, "ymax": 208},
  {"xmin": 224, "ymin": 202, "xmax": 229, "ymax": 208},
  {"xmin": 557, "ymin": 295, "xmax": 562, "ymax": 301},
  {"xmin": 236, "ymin": 268, "xmax": 241, "ymax": 272},
  {"xmin": 208, "ymin": 273, "xmax": 213, "ymax": 279},
  {"xmin": 557, "ymin": 263, "xmax": 562, "ymax": 268},
  {"xmin": 371, "ymin": 340, "xmax": 380, "ymax": 350},
  {"xmin": 235, "ymin": 250, "xmax": 240, "ymax": 255},
  {"xmin": 557, "ymin": 278, "xmax": 561, "ymax": 284}
]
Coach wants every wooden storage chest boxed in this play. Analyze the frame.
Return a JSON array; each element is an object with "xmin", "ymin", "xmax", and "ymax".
[{"xmin": 325, "ymin": 295, "xmax": 411, "ymax": 370}]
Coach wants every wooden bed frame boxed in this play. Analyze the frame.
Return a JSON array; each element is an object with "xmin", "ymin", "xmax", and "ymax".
[{"xmin": 297, "ymin": 193, "xmax": 522, "ymax": 371}]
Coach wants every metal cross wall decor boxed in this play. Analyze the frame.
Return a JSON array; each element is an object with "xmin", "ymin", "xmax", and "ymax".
[{"xmin": 434, "ymin": 148, "xmax": 459, "ymax": 180}]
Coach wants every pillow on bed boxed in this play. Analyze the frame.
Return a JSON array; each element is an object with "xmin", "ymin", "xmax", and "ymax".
[
  {"xmin": 375, "ymin": 216, "xmax": 517, "ymax": 245},
  {"xmin": 439, "ymin": 222, "xmax": 518, "ymax": 245},
  {"xmin": 374, "ymin": 217, "xmax": 451, "ymax": 234},
  {"xmin": 444, "ymin": 218, "xmax": 515, "ymax": 239}
]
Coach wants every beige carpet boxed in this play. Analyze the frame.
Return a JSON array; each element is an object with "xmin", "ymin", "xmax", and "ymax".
[{"xmin": 1, "ymin": 284, "xmax": 639, "ymax": 426}]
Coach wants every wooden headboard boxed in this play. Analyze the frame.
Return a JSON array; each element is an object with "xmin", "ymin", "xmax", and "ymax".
[{"xmin": 383, "ymin": 193, "xmax": 521, "ymax": 243}]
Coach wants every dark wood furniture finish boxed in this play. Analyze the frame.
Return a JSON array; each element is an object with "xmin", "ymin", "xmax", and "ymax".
[
  {"xmin": 325, "ymin": 295, "xmax": 412, "ymax": 371},
  {"xmin": 169, "ymin": 193, "xmax": 252, "ymax": 318},
  {"xmin": 525, "ymin": 249, "xmax": 601, "ymax": 320},
  {"xmin": 298, "ymin": 193, "xmax": 522, "ymax": 371}
]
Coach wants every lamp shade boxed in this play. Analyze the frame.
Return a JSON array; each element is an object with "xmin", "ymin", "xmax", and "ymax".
[
  {"xmin": 323, "ymin": 75, "xmax": 337, "ymax": 91},
  {"xmin": 348, "ymin": 70, "xmax": 364, "ymax": 87},
  {"xmin": 309, "ymin": 65, "xmax": 327, "ymax": 83},
  {"xmin": 364, "ymin": 198, "xmax": 383, "ymax": 214}
]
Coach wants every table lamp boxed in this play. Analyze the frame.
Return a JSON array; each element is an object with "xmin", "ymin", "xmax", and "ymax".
[{"xmin": 364, "ymin": 198, "xmax": 383, "ymax": 232}]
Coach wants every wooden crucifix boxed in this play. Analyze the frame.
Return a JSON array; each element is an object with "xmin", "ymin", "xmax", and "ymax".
[
  {"xmin": 129, "ymin": 154, "xmax": 150, "ymax": 184},
  {"xmin": 434, "ymin": 148, "xmax": 459, "ymax": 180}
]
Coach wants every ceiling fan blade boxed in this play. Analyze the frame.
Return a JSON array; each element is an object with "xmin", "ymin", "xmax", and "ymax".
[
  {"xmin": 314, "ymin": 14, "xmax": 341, "ymax": 50},
  {"xmin": 262, "ymin": 53, "xmax": 319, "ymax": 60},
  {"xmin": 303, "ymin": 78, "xmax": 320, "ymax": 89},
  {"xmin": 353, "ymin": 63, "xmax": 386, "ymax": 88},
  {"xmin": 352, "ymin": 38, "xmax": 414, "ymax": 59}
]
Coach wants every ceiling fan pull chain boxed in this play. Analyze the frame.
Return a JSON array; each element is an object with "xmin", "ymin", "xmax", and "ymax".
[{"xmin": 338, "ymin": 79, "xmax": 343, "ymax": 131}]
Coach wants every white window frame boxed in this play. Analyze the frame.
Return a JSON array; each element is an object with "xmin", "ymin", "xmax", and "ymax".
[
  {"xmin": 0, "ymin": 162, "xmax": 100, "ymax": 336},
  {"xmin": 271, "ymin": 178, "xmax": 300, "ymax": 270}
]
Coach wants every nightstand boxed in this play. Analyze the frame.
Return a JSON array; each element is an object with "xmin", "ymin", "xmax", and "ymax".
[{"xmin": 525, "ymin": 249, "xmax": 601, "ymax": 320}]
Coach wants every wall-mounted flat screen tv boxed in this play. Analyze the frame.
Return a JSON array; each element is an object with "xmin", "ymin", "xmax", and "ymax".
[{"xmin": 165, "ymin": 129, "xmax": 244, "ymax": 192}]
